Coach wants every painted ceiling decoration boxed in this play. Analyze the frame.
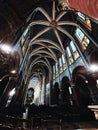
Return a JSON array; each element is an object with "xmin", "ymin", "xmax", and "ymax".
[
  {"xmin": 67, "ymin": 0, "xmax": 98, "ymax": 20},
  {"xmin": 57, "ymin": 0, "xmax": 98, "ymax": 20}
]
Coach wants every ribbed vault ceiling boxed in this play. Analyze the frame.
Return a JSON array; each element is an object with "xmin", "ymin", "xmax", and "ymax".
[
  {"xmin": 0, "ymin": 0, "xmax": 78, "ymax": 81},
  {"xmin": 28, "ymin": 1, "xmax": 75, "ymax": 79}
]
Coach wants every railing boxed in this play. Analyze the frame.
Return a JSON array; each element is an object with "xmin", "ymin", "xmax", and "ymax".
[
  {"xmin": 0, "ymin": 114, "xmax": 33, "ymax": 130},
  {"xmin": 88, "ymin": 105, "xmax": 98, "ymax": 120},
  {"xmin": 41, "ymin": 119, "xmax": 62, "ymax": 130}
]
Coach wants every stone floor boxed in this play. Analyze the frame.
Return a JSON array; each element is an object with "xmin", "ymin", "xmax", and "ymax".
[{"xmin": 33, "ymin": 121, "xmax": 98, "ymax": 130}]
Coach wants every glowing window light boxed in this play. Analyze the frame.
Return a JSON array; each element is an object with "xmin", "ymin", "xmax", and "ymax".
[
  {"xmin": 53, "ymin": 65, "xmax": 56, "ymax": 73},
  {"xmin": 70, "ymin": 41, "xmax": 76, "ymax": 52},
  {"xmin": 23, "ymin": 28, "xmax": 28, "ymax": 36},
  {"xmin": 53, "ymin": 65, "xmax": 56, "ymax": 79},
  {"xmin": 55, "ymin": 63, "xmax": 58, "ymax": 72},
  {"xmin": 59, "ymin": 58, "xmax": 62, "ymax": 67},
  {"xmin": 0, "ymin": 44, "xmax": 12, "ymax": 54},
  {"xmin": 77, "ymin": 12, "xmax": 85, "ymax": 20},
  {"xmin": 55, "ymin": 63, "xmax": 58, "ymax": 77},
  {"xmin": 66, "ymin": 46, "xmax": 71, "ymax": 57},
  {"xmin": 9, "ymin": 88, "xmax": 16, "ymax": 96},
  {"xmin": 62, "ymin": 54, "xmax": 65, "ymax": 63},
  {"xmin": 75, "ymin": 28, "xmax": 84, "ymax": 42}
]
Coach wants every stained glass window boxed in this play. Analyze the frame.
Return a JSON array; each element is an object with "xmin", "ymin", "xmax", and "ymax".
[
  {"xmin": 55, "ymin": 63, "xmax": 58, "ymax": 77},
  {"xmin": 81, "ymin": 36, "xmax": 90, "ymax": 51},
  {"xmin": 77, "ymin": 12, "xmax": 85, "ymax": 21},
  {"xmin": 75, "ymin": 28, "xmax": 90, "ymax": 51},
  {"xmin": 66, "ymin": 47, "xmax": 73, "ymax": 65},
  {"xmin": 62, "ymin": 54, "xmax": 66, "ymax": 70},
  {"xmin": 59, "ymin": 57, "xmax": 63, "ymax": 73},
  {"xmin": 85, "ymin": 17, "xmax": 92, "ymax": 30},
  {"xmin": 53, "ymin": 65, "xmax": 56, "ymax": 79},
  {"xmin": 21, "ymin": 36, "xmax": 25, "ymax": 46},
  {"xmin": 75, "ymin": 28, "xmax": 84, "ymax": 42},
  {"xmin": 70, "ymin": 41, "xmax": 79, "ymax": 60},
  {"xmin": 77, "ymin": 12, "xmax": 92, "ymax": 30},
  {"xmin": 24, "ymin": 28, "xmax": 28, "ymax": 37}
]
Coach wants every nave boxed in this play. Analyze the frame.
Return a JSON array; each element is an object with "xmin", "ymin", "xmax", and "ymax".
[{"xmin": 0, "ymin": 0, "xmax": 98, "ymax": 130}]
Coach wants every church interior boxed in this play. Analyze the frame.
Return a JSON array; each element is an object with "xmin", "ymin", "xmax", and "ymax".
[{"xmin": 0, "ymin": 0, "xmax": 98, "ymax": 129}]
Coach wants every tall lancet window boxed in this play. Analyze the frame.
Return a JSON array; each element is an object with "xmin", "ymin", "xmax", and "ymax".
[
  {"xmin": 59, "ymin": 57, "xmax": 63, "ymax": 74},
  {"xmin": 75, "ymin": 28, "xmax": 84, "ymax": 42},
  {"xmin": 77, "ymin": 12, "xmax": 92, "ymax": 31},
  {"xmin": 62, "ymin": 54, "xmax": 66, "ymax": 70},
  {"xmin": 66, "ymin": 47, "xmax": 73, "ymax": 65},
  {"xmin": 55, "ymin": 63, "xmax": 58, "ymax": 77},
  {"xmin": 77, "ymin": 12, "xmax": 86, "ymax": 21},
  {"xmin": 75, "ymin": 28, "xmax": 90, "ymax": 51},
  {"xmin": 70, "ymin": 41, "xmax": 79, "ymax": 60},
  {"xmin": 53, "ymin": 65, "xmax": 56, "ymax": 79}
]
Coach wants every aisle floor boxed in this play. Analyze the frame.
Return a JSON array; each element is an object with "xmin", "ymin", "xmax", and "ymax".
[{"xmin": 33, "ymin": 121, "xmax": 98, "ymax": 130}]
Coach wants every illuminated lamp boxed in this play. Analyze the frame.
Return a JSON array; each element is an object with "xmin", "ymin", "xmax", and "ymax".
[
  {"xmin": 85, "ymin": 80, "xmax": 88, "ymax": 83},
  {"xmin": 89, "ymin": 64, "xmax": 98, "ymax": 72},
  {"xmin": 10, "ymin": 70, "xmax": 17, "ymax": 74},
  {"xmin": 9, "ymin": 88, "xmax": 16, "ymax": 96},
  {"xmin": 96, "ymin": 80, "xmax": 98, "ymax": 84},
  {"xmin": 0, "ymin": 44, "xmax": 12, "ymax": 54}
]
